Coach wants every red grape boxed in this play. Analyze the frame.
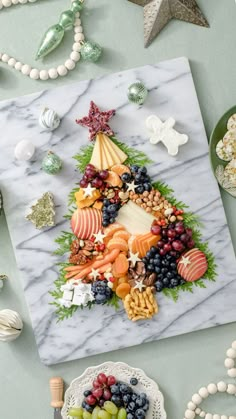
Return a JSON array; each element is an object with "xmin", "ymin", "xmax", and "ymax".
[
  {"xmin": 103, "ymin": 388, "xmax": 112, "ymax": 400},
  {"xmin": 180, "ymin": 233, "xmax": 189, "ymax": 243},
  {"xmin": 163, "ymin": 243, "xmax": 172, "ymax": 252},
  {"xmin": 85, "ymin": 169, "xmax": 97, "ymax": 179},
  {"xmin": 93, "ymin": 379, "xmax": 101, "ymax": 388},
  {"xmin": 107, "ymin": 375, "xmax": 116, "ymax": 386},
  {"xmin": 161, "ymin": 229, "xmax": 167, "ymax": 237},
  {"xmin": 97, "ymin": 373, "xmax": 107, "ymax": 385},
  {"xmin": 99, "ymin": 399, "xmax": 105, "ymax": 407},
  {"xmin": 98, "ymin": 170, "xmax": 109, "ymax": 180},
  {"xmin": 80, "ymin": 179, "xmax": 88, "ymax": 188},
  {"xmin": 86, "ymin": 395, "xmax": 97, "ymax": 406},
  {"xmin": 86, "ymin": 164, "xmax": 96, "ymax": 170},
  {"xmin": 92, "ymin": 388, "xmax": 103, "ymax": 399},
  {"xmin": 185, "ymin": 228, "xmax": 193, "ymax": 237},
  {"xmin": 187, "ymin": 239, "xmax": 195, "ymax": 249},
  {"xmin": 175, "ymin": 225, "xmax": 185, "ymax": 235},
  {"xmin": 157, "ymin": 240, "xmax": 165, "ymax": 248},
  {"xmin": 151, "ymin": 225, "xmax": 162, "ymax": 235},
  {"xmin": 170, "ymin": 250, "xmax": 177, "ymax": 257},
  {"xmin": 159, "ymin": 248, "xmax": 166, "ymax": 256},
  {"xmin": 167, "ymin": 229, "xmax": 176, "ymax": 239},
  {"xmin": 92, "ymin": 178, "xmax": 104, "ymax": 188},
  {"xmin": 172, "ymin": 240, "xmax": 184, "ymax": 252}
]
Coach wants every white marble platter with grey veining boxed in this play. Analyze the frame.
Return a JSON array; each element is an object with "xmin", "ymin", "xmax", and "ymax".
[{"xmin": 0, "ymin": 57, "xmax": 235, "ymax": 365}]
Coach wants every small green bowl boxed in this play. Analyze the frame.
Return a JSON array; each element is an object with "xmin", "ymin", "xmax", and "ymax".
[{"xmin": 209, "ymin": 105, "xmax": 236, "ymax": 198}]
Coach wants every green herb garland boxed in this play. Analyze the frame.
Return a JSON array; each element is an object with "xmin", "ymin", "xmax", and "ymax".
[{"xmin": 50, "ymin": 140, "xmax": 217, "ymax": 321}]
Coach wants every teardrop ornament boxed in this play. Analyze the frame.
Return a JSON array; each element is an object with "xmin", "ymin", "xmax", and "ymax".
[{"xmin": 36, "ymin": 24, "xmax": 65, "ymax": 60}]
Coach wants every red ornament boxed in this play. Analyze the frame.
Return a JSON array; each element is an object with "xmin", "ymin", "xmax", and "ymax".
[{"xmin": 76, "ymin": 101, "xmax": 116, "ymax": 141}]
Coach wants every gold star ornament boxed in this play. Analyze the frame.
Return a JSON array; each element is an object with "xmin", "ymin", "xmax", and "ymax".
[{"xmin": 128, "ymin": 0, "xmax": 209, "ymax": 47}]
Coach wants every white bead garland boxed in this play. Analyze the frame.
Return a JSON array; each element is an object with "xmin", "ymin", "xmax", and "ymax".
[
  {"xmin": 183, "ymin": 340, "xmax": 236, "ymax": 419},
  {"xmin": 0, "ymin": 0, "xmax": 84, "ymax": 81}
]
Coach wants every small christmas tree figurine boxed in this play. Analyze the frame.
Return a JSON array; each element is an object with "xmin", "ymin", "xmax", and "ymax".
[{"xmin": 26, "ymin": 192, "xmax": 55, "ymax": 229}]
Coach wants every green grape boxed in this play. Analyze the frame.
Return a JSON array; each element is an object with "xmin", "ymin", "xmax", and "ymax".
[
  {"xmin": 111, "ymin": 415, "xmax": 118, "ymax": 419},
  {"xmin": 83, "ymin": 411, "xmax": 92, "ymax": 419},
  {"xmin": 98, "ymin": 410, "xmax": 111, "ymax": 419},
  {"xmin": 117, "ymin": 408, "xmax": 127, "ymax": 419},
  {"xmin": 92, "ymin": 406, "xmax": 101, "ymax": 419},
  {"xmin": 68, "ymin": 407, "xmax": 83, "ymax": 418},
  {"xmin": 104, "ymin": 402, "xmax": 118, "ymax": 415}
]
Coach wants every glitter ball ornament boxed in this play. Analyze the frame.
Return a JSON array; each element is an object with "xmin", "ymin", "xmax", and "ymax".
[
  {"xmin": 80, "ymin": 41, "xmax": 102, "ymax": 62},
  {"xmin": 42, "ymin": 151, "xmax": 62, "ymax": 175},
  {"xmin": 14, "ymin": 139, "xmax": 35, "ymax": 161},
  {"xmin": 127, "ymin": 82, "xmax": 148, "ymax": 105}
]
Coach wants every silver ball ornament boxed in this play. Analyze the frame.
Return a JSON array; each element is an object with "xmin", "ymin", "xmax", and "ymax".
[
  {"xmin": 128, "ymin": 82, "xmax": 148, "ymax": 105},
  {"xmin": 42, "ymin": 151, "xmax": 62, "ymax": 175}
]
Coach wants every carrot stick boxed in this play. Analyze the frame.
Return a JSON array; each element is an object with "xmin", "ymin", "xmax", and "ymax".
[
  {"xmin": 87, "ymin": 263, "xmax": 112, "ymax": 279},
  {"xmin": 64, "ymin": 262, "xmax": 93, "ymax": 272},
  {"xmin": 72, "ymin": 249, "xmax": 120, "ymax": 280}
]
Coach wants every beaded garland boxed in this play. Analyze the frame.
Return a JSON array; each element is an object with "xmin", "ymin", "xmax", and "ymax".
[
  {"xmin": 0, "ymin": 0, "xmax": 93, "ymax": 80},
  {"xmin": 184, "ymin": 340, "xmax": 236, "ymax": 419}
]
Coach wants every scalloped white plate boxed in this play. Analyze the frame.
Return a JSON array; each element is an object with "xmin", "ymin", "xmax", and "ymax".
[{"xmin": 62, "ymin": 362, "xmax": 166, "ymax": 419}]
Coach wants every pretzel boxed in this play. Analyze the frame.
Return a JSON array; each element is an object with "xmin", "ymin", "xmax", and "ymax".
[{"xmin": 123, "ymin": 287, "xmax": 158, "ymax": 321}]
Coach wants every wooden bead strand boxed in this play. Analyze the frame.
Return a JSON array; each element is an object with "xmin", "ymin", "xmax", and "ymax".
[
  {"xmin": 0, "ymin": 0, "xmax": 84, "ymax": 80},
  {"xmin": 184, "ymin": 340, "xmax": 236, "ymax": 419}
]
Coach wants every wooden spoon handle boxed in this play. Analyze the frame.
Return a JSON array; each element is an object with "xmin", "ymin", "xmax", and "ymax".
[{"xmin": 49, "ymin": 377, "xmax": 64, "ymax": 409}]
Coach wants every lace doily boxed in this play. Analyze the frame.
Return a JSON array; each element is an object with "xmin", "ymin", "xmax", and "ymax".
[{"xmin": 61, "ymin": 361, "xmax": 166, "ymax": 419}]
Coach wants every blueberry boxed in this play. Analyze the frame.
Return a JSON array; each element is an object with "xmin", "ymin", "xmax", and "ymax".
[
  {"xmin": 130, "ymin": 164, "xmax": 139, "ymax": 173},
  {"xmin": 121, "ymin": 172, "xmax": 132, "ymax": 182},
  {"xmin": 135, "ymin": 408, "xmax": 145, "ymax": 419},
  {"xmin": 128, "ymin": 401, "xmax": 136, "ymax": 411},
  {"xmin": 111, "ymin": 395, "xmax": 122, "ymax": 406},
  {"xmin": 102, "ymin": 214, "xmax": 110, "ymax": 221},
  {"xmin": 143, "ymin": 183, "xmax": 152, "ymax": 192},
  {"xmin": 140, "ymin": 393, "xmax": 147, "ymax": 399},
  {"xmin": 142, "ymin": 257, "xmax": 148, "ymax": 264},
  {"xmin": 103, "ymin": 199, "xmax": 110, "ymax": 206},
  {"xmin": 146, "ymin": 251, "xmax": 151, "ymax": 259},
  {"xmin": 167, "ymin": 271, "xmax": 174, "ymax": 279},
  {"xmin": 135, "ymin": 185, "xmax": 145, "ymax": 194},
  {"xmin": 161, "ymin": 267, "xmax": 168, "ymax": 274},
  {"xmin": 154, "ymin": 266, "xmax": 161, "ymax": 274},
  {"xmin": 143, "ymin": 403, "xmax": 149, "ymax": 412},
  {"xmin": 107, "ymin": 204, "xmax": 117, "ymax": 213},
  {"xmin": 135, "ymin": 173, "xmax": 142, "ymax": 182},
  {"xmin": 162, "ymin": 277, "xmax": 170, "ymax": 286},
  {"xmin": 85, "ymin": 404, "xmax": 93, "ymax": 413},
  {"xmin": 147, "ymin": 264, "xmax": 154, "ymax": 272},
  {"xmin": 111, "ymin": 384, "xmax": 120, "ymax": 395},
  {"xmin": 155, "ymin": 280, "xmax": 163, "ymax": 292},
  {"xmin": 170, "ymin": 262, "xmax": 177, "ymax": 269},
  {"xmin": 170, "ymin": 278, "xmax": 180, "ymax": 287},
  {"xmin": 120, "ymin": 384, "xmax": 129, "ymax": 394},
  {"xmin": 180, "ymin": 279, "xmax": 186, "ymax": 285},
  {"xmin": 83, "ymin": 390, "xmax": 91, "ymax": 397},
  {"xmin": 130, "ymin": 377, "xmax": 138, "ymax": 386},
  {"xmin": 99, "ymin": 399, "xmax": 105, "ymax": 407},
  {"xmin": 109, "ymin": 218, "xmax": 116, "ymax": 224},
  {"xmin": 131, "ymin": 394, "xmax": 137, "ymax": 401},
  {"xmin": 158, "ymin": 273, "xmax": 164, "ymax": 280},
  {"xmin": 82, "ymin": 401, "xmax": 87, "ymax": 409},
  {"xmin": 127, "ymin": 414, "xmax": 134, "ymax": 419},
  {"xmin": 95, "ymin": 293, "xmax": 109, "ymax": 304},
  {"xmin": 138, "ymin": 166, "xmax": 147, "ymax": 174},
  {"xmin": 102, "ymin": 220, "xmax": 109, "ymax": 227},
  {"xmin": 135, "ymin": 398, "xmax": 145, "ymax": 408},
  {"xmin": 150, "ymin": 246, "xmax": 157, "ymax": 255},
  {"xmin": 123, "ymin": 394, "xmax": 131, "ymax": 404}
]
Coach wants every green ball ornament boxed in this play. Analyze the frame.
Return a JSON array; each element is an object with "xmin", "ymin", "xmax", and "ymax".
[
  {"xmin": 59, "ymin": 10, "xmax": 75, "ymax": 31},
  {"xmin": 80, "ymin": 41, "xmax": 102, "ymax": 62},
  {"xmin": 42, "ymin": 151, "xmax": 62, "ymax": 175},
  {"xmin": 127, "ymin": 82, "xmax": 148, "ymax": 105},
  {"xmin": 71, "ymin": 0, "xmax": 84, "ymax": 13}
]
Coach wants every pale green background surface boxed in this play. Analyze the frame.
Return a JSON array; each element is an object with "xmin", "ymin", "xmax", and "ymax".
[{"xmin": 0, "ymin": 1, "xmax": 236, "ymax": 418}]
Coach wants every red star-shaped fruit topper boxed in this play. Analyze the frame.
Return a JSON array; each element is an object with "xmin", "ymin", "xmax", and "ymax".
[{"xmin": 76, "ymin": 101, "xmax": 116, "ymax": 141}]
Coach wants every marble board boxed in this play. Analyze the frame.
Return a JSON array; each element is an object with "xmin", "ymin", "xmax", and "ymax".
[{"xmin": 0, "ymin": 57, "xmax": 236, "ymax": 366}]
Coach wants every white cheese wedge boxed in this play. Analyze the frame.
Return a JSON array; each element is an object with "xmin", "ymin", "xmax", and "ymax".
[{"xmin": 116, "ymin": 201, "xmax": 156, "ymax": 235}]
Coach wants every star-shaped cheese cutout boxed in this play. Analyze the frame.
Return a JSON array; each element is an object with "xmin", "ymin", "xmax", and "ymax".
[
  {"xmin": 128, "ymin": 252, "xmax": 141, "ymax": 267},
  {"xmin": 134, "ymin": 279, "xmax": 146, "ymax": 292},
  {"xmin": 179, "ymin": 255, "xmax": 191, "ymax": 268},
  {"xmin": 90, "ymin": 268, "xmax": 100, "ymax": 281},
  {"xmin": 93, "ymin": 230, "xmax": 106, "ymax": 244},
  {"xmin": 126, "ymin": 180, "xmax": 140, "ymax": 193},
  {"xmin": 146, "ymin": 115, "xmax": 188, "ymax": 156},
  {"xmin": 76, "ymin": 101, "xmax": 116, "ymax": 141},
  {"xmin": 128, "ymin": 0, "xmax": 209, "ymax": 48},
  {"xmin": 82, "ymin": 183, "xmax": 96, "ymax": 198}
]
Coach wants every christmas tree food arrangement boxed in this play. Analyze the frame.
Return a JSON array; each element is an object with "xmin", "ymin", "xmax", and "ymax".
[
  {"xmin": 51, "ymin": 101, "xmax": 217, "ymax": 322},
  {"xmin": 67, "ymin": 372, "xmax": 150, "ymax": 419}
]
